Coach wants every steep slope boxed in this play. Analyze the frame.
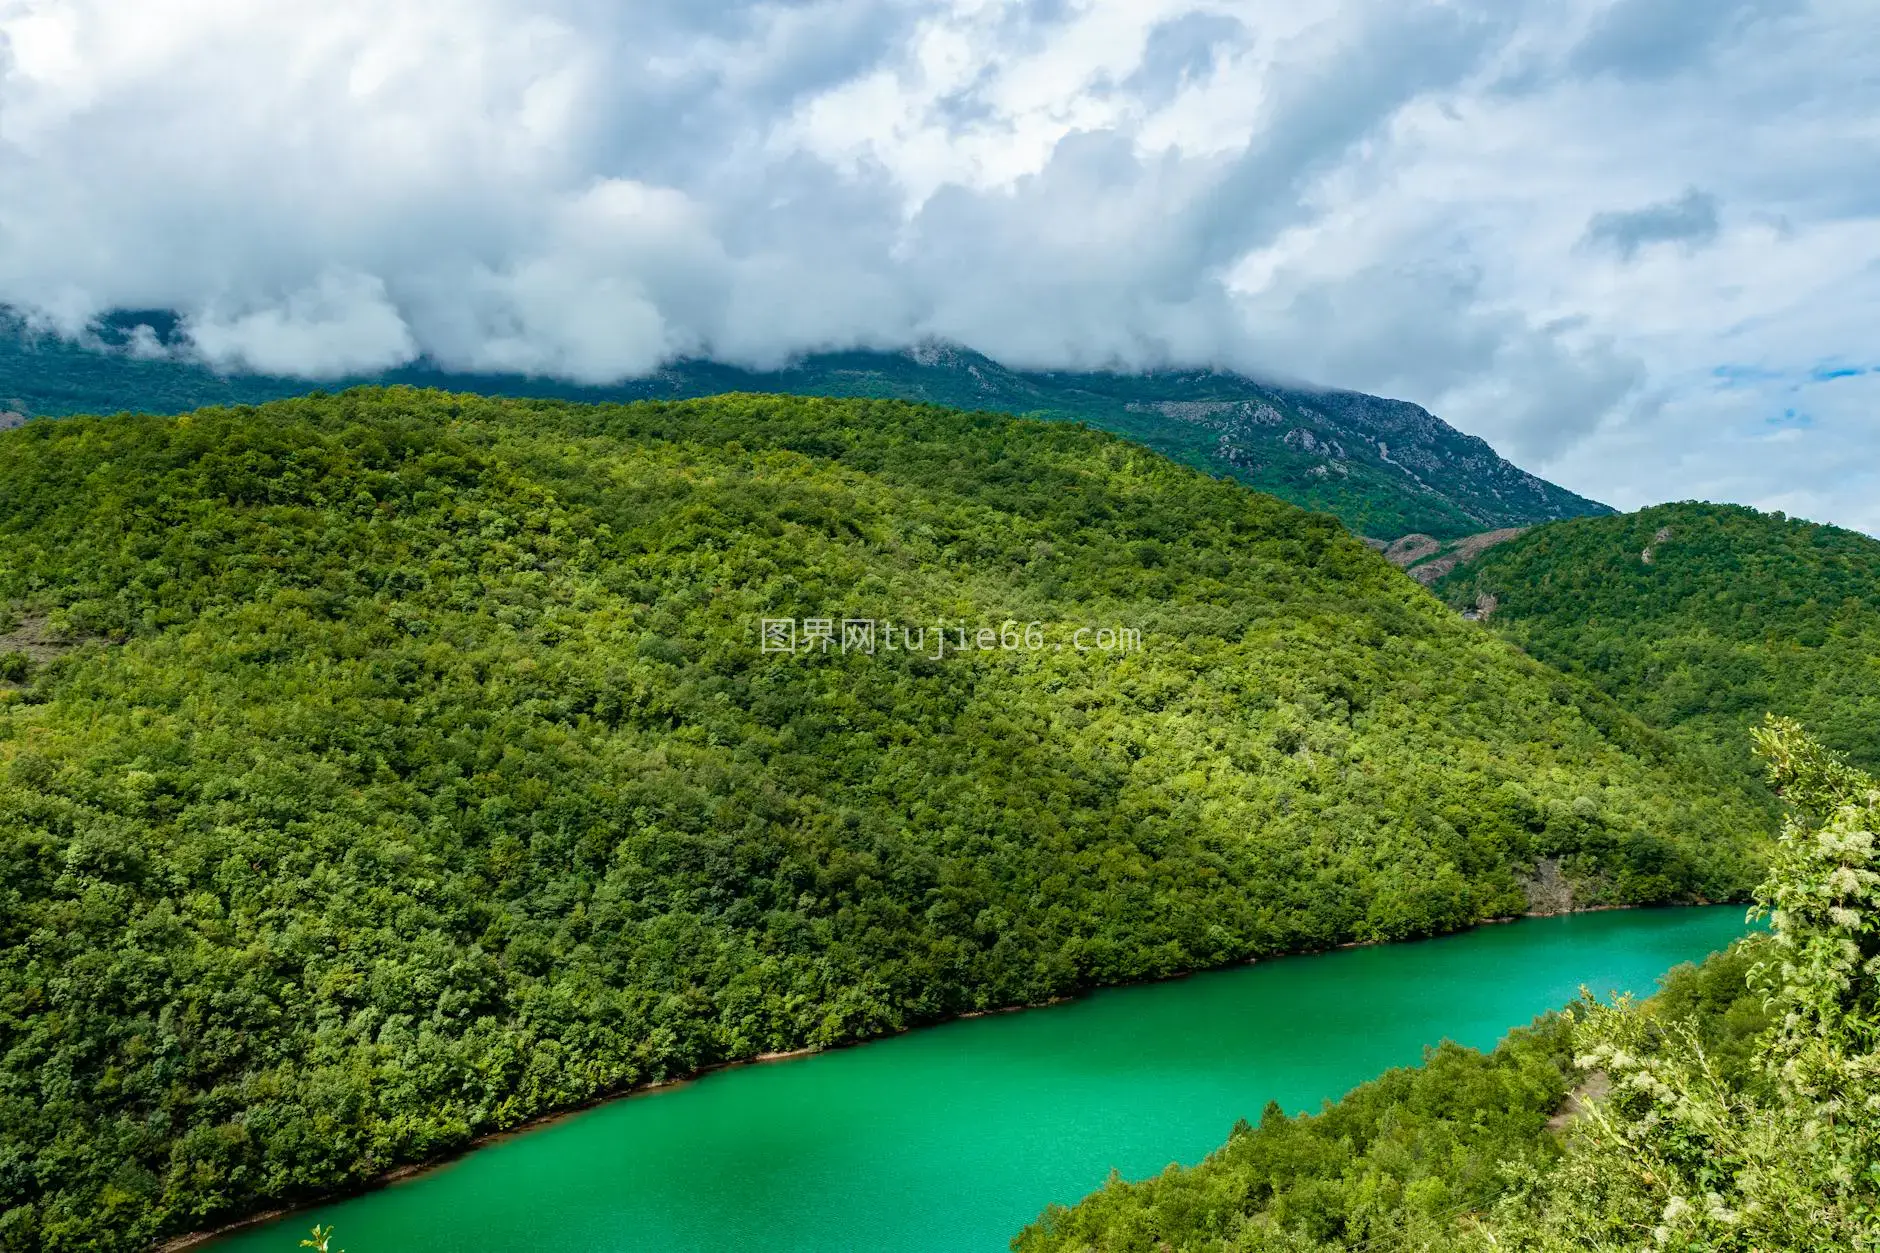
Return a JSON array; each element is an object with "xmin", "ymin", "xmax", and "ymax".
[
  {"xmin": 0, "ymin": 390, "xmax": 1748, "ymax": 1250},
  {"xmin": 0, "ymin": 314, "xmax": 1612, "ymax": 540},
  {"xmin": 1434, "ymin": 502, "xmax": 1880, "ymax": 789}
]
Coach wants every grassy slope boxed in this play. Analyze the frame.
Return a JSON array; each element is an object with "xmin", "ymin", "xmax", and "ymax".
[
  {"xmin": 0, "ymin": 390, "xmax": 1756, "ymax": 1249},
  {"xmin": 1433, "ymin": 501, "xmax": 1880, "ymax": 792}
]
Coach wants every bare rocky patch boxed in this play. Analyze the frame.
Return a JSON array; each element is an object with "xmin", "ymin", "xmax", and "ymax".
[
  {"xmin": 1383, "ymin": 533, "xmax": 1443, "ymax": 567},
  {"xmin": 0, "ymin": 611, "xmax": 89, "ymax": 688},
  {"xmin": 1546, "ymin": 1069, "xmax": 1611, "ymax": 1133},
  {"xmin": 1461, "ymin": 591, "xmax": 1499, "ymax": 621},
  {"xmin": 0, "ymin": 613, "xmax": 77, "ymax": 664},
  {"xmin": 1520, "ymin": 856, "xmax": 1575, "ymax": 915},
  {"xmin": 1450, "ymin": 527, "xmax": 1528, "ymax": 563},
  {"xmin": 1378, "ymin": 527, "xmax": 1530, "ymax": 586}
]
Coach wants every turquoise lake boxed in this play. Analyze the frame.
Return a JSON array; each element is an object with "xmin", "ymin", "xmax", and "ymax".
[{"xmin": 207, "ymin": 906, "xmax": 1752, "ymax": 1253}]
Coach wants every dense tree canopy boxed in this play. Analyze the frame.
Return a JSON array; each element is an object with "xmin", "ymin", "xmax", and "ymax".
[
  {"xmin": 1435, "ymin": 501, "xmax": 1880, "ymax": 795},
  {"xmin": 0, "ymin": 390, "xmax": 1761, "ymax": 1249}
]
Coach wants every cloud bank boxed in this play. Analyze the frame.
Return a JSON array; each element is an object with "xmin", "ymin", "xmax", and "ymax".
[{"xmin": 1, "ymin": 0, "xmax": 1877, "ymax": 529}]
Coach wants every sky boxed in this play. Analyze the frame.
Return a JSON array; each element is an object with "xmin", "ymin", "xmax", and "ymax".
[{"xmin": 1, "ymin": 0, "xmax": 1876, "ymax": 530}]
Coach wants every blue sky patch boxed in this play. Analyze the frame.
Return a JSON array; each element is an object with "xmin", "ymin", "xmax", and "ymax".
[{"xmin": 1712, "ymin": 364, "xmax": 1788, "ymax": 386}]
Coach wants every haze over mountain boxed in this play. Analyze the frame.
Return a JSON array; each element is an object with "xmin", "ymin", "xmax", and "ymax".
[
  {"xmin": 0, "ymin": 2, "xmax": 1875, "ymax": 530},
  {"xmin": 0, "ymin": 316, "xmax": 1609, "ymax": 539}
]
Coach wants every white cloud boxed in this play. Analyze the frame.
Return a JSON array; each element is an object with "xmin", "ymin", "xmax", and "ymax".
[
  {"xmin": 0, "ymin": 0, "xmax": 1876, "ymax": 529},
  {"xmin": 187, "ymin": 270, "xmax": 417, "ymax": 377}
]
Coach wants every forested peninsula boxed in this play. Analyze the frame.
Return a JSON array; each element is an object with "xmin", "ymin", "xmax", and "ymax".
[{"xmin": 0, "ymin": 390, "xmax": 1763, "ymax": 1249}]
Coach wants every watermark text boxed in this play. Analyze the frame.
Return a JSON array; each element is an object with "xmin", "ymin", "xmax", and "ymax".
[{"xmin": 757, "ymin": 617, "xmax": 1142, "ymax": 659}]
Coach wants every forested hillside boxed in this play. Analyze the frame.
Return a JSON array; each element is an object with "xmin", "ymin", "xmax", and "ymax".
[
  {"xmin": 0, "ymin": 391, "xmax": 1755, "ymax": 1249},
  {"xmin": 1, "ymin": 314, "xmax": 1612, "ymax": 540},
  {"xmin": 1014, "ymin": 718, "xmax": 1880, "ymax": 1252},
  {"xmin": 1434, "ymin": 502, "xmax": 1880, "ymax": 791}
]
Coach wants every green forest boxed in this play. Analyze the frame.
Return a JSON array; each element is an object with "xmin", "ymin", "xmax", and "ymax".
[
  {"xmin": 1434, "ymin": 501, "xmax": 1880, "ymax": 793},
  {"xmin": 1015, "ymin": 717, "xmax": 1880, "ymax": 1250},
  {"xmin": 0, "ymin": 389, "xmax": 1759, "ymax": 1250}
]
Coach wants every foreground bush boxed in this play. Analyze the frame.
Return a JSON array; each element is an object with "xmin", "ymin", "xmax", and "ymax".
[{"xmin": 1485, "ymin": 716, "xmax": 1880, "ymax": 1250}]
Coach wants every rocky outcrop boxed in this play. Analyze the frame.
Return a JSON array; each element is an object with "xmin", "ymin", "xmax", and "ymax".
[
  {"xmin": 1383, "ymin": 534, "xmax": 1443, "ymax": 567},
  {"xmin": 0, "ymin": 612, "xmax": 86, "ymax": 688},
  {"xmin": 1520, "ymin": 856, "xmax": 1575, "ymax": 915},
  {"xmin": 1452, "ymin": 527, "xmax": 1529, "ymax": 562},
  {"xmin": 1641, "ymin": 526, "xmax": 1673, "ymax": 564},
  {"xmin": 1546, "ymin": 1069, "xmax": 1611, "ymax": 1133},
  {"xmin": 1461, "ymin": 592, "xmax": 1499, "ymax": 621},
  {"xmin": 1281, "ymin": 427, "xmax": 1347, "ymax": 459},
  {"xmin": 1272, "ymin": 386, "xmax": 1609, "ymax": 528},
  {"xmin": 1379, "ymin": 527, "xmax": 1528, "ymax": 585}
]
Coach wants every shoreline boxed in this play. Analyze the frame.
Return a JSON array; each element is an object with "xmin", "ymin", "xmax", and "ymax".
[
  {"xmin": 150, "ymin": 1036, "xmax": 876, "ymax": 1253},
  {"xmin": 152, "ymin": 897, "xmax": 1737, "ymax": 1252}
]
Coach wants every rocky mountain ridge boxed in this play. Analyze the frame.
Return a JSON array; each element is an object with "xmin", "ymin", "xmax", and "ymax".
[{"xmin": 0, "ymin": 314, "xmax": 1612, "ymax": 540}]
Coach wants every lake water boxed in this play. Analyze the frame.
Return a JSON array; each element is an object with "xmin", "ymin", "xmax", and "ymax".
[{"xmin": 207, "ymin": 906, "xmax": 1751, "ymax": 1253}]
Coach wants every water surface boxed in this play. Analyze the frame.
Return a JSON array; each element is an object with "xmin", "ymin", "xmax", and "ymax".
[{"xmin": 211, "ymin": 906, "xmax": 1751, "ymax": 1253}]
